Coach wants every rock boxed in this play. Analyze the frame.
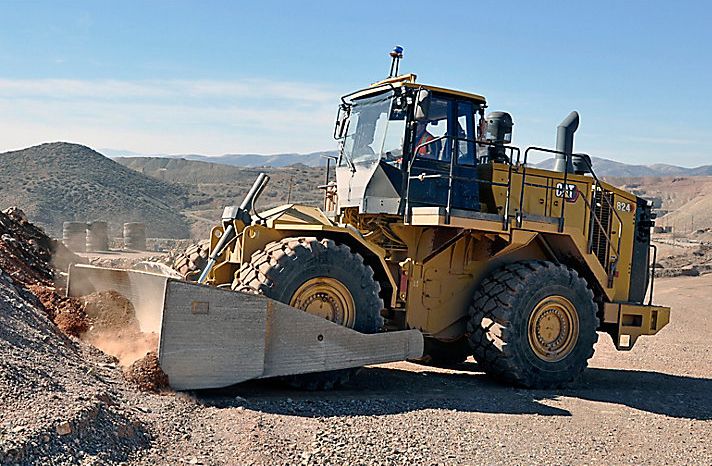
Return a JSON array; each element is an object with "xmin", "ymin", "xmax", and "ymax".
[
  {"xmin": 56, "ymin": 421, "xmax": 72, "ymax": 436},
  {"xmin": 680, "ymin": 266, "xmax": 700, "ymax": 277}
]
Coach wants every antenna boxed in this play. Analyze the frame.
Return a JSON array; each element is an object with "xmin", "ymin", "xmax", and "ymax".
[{"xmin": 388, "ymin": 45, "xmax": 404, "ymax": 78}]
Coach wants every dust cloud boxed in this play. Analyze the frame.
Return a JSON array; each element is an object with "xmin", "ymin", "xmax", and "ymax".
[{"xmin": 81, "ymin": 290, "xmax": 159, "ymax": 367}]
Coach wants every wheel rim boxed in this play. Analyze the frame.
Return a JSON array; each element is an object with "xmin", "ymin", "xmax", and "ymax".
[
  {"xmin": 527, "ymin": 295, "xmax": 579, "ymax": 362},
  {"xmin": 289, "ymin": 277, "xmax": 356, "ymax": 328}
]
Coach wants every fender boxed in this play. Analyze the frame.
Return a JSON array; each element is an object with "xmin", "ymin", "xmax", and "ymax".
[{"xmin": 231, "ymin": 204, "xmax": 399, "ymax": 308}]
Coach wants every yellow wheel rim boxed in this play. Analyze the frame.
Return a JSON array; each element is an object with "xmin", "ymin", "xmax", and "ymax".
[
  {"xmin": 527, "ymin": 295, "xmax": 579, "ymax": 362},
  {"xmin": 289, "ymin": 277, "xmax": 356, "ymax": 328}
]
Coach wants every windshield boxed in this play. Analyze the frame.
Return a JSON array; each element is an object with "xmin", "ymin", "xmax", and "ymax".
[{"xmin": 342, "ymin": 91, "xmax": 406, "ymax": 165}]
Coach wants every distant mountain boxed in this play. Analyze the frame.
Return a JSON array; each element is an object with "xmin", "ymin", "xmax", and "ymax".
[
  {"xmin": 108, "ymin": 149, "xmax": 338, "ymax": 167},
  {"xmin": 98, "ymin": 148, "xmax": 161, "ymax": 158},
  {"xmin": 106, "ymin": 145, "xmax": 712, "ymax": 174},
  {"xmin": 170, "ymin": 151, "xmax": 338, "ymax": 168},
  {"xmin": 533, "ymin": 157, "xmax": 712, "ymax": 177},
  {"xmin": 107, "ymin": 147, "xmax": 712, "ymax": 174},
  {"xmin": 0, "ymin": 143, "xmax": 191, "ymax": 238}
]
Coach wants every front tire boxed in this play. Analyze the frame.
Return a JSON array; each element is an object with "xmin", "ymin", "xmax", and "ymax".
[
  {"xmin": 233, "ymin": 237, "xmax": 384, "ymax": 389},
  {"xmin": 172, "ymin": 240, "xmax": 209, "ymax": 281},
  {"xmin": 467, "ymin": 261, "xmax": 598, "ymax": 388}
]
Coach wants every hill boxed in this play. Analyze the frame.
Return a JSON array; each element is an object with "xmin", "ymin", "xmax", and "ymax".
[
  {"xmin": 115, "ymin": 157, "xmax": 327, "ymax": 238},
  {"xmin": 535, "ymin": 157, "xmax": 712, "ymax": 177},
  {"xmin": 0, "ymin": 143, "xmax": 191, "ymax": 238},
  {"xmin": 607, "ymin": 175, "xmax": 712, "ymax": 233}
]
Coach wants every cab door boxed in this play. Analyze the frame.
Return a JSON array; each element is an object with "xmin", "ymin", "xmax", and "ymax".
[{"xmin": 406, "ymin": 97, "xmax": 480, "ymax": 212}]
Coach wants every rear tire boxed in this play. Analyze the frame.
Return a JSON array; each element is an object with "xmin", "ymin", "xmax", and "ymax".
[
  {"xmin": 234, "ymin": 237, "xmax": 384, "ymax": 390},
  {"xmin": 172, "ymin": 240, "xmax": 210, "ymax": 281},
  {"xmin": 467, "ymin": 260, "xmax": 598, "ymax": 388}
]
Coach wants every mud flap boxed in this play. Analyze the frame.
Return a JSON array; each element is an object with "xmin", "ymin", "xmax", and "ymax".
[{"xmin": 67, "ymin": 264, "xmax": 424, "ymax": 390}]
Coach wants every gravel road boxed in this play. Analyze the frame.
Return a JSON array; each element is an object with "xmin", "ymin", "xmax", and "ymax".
[
  {"xmin": 122, "ymin": 274, "xmax": 712, "ymax": 466},
  {"xmin": 2, "ymin": 273, "xmax": 710, "ymax": 465}
]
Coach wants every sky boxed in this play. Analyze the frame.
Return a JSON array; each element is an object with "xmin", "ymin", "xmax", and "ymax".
[{"xmin": 0, "ymin": 0, "xmax": 710, "ymax": 165}]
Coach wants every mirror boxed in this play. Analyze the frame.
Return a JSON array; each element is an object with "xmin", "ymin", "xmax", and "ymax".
[
  {"xmin": 414, "ymin": 89, "xmax": 430, "ymax": 121},
  {"xmin": 333, "ymin": 104, "xmax": 351, "ymax": 140}
]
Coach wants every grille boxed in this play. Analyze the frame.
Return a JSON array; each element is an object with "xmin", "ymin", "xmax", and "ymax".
[{"xmin": 591, "ymin": 190, "xmax": 613, "ymax": 270}]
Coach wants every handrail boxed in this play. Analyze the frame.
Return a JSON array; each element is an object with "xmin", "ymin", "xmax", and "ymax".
[
  {"xmin": 406, "ymin": 134, "xmax": 520, "ymax": 226},
  {"xmin": 406, "ymin": 134, "xmax": 449, "ymax": 221},
  {"xmin": 319, "ymin": 155, "xmax": 339, "ymax": 212},
  {"xmin": 405, "ymin": 138, "xmax": 622, "ymax": 283},
  {"xmin": 520, "ymin": 146, "xmax": 623, "ymax": 281}
]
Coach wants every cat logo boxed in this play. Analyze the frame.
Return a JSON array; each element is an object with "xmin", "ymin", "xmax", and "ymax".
[{"xmin": 555, "ymin": 182, "xmax": 579, "ymax": 202}]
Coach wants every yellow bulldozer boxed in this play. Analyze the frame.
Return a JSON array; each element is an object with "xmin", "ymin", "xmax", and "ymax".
[{"xmin": 68, "ymin": 48, "xmax": 669, "ymax": 390}]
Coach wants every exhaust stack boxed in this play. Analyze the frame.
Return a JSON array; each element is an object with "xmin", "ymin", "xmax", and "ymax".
[{"xmin": 553, "ymin": 111, "xmax": 580, "ymax": 173}]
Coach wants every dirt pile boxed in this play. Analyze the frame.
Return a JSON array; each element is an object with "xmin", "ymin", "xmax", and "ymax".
[
  {"xmin": 0, "ymin": 209, "xmax": 159, "ymax": 364},
  {"xmin": 0, "ymin": 207, "xmax": 81, "ymax": 288},
  {"xmin": 28, "ymin": 285, "xmax": 89, "ymax": 337},
  {"xmin": 84, "ymin": 290, "xmax": 137, "ymax": 329},
  {"xmin": 0, "ymin": 212, "xmax": 151, "ymax": 463},
  {"xmin": 0, "ymin": 207, "xmax": 55, "ymax": 287},
  {"xmin": 124, "ymin": 352, "xmax": 169, "ymax": 392},
  {"xmin": 81, "ymin": 290, "xmax": 159, "ymax": 366}
]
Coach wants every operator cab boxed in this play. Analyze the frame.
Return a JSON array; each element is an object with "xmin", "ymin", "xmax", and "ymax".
[{"xmin": 334, "ymin": 70, "xmax": 493, "ymax": 217}]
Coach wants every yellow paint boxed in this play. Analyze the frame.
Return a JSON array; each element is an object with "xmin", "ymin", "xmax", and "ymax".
[
  {"xmin": 350, "ymin": 73, "xmax": 487, "ymax": 104},
  {"xmin": 603, "ymin": 302, "xmax": 671, "ymax": 349}
]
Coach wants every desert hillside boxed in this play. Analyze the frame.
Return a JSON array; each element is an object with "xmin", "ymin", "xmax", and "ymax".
[
  {"xmin": 115, "ymin": 157, "xmax": 327, "ymax": 238},
  {"xmin": 607, "ymin": 176, "xmax": 712, "ymax": 233},
  {"xmin": 0, "ymin": 143, "xmax": 191, "ymax": 238}
]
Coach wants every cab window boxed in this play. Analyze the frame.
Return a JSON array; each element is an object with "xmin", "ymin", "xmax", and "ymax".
[
  {"xmin": 456, "ymin": 101, "xmax": 476, "ymax": 166},
  {"xmin": 414, "ymin": 97, "xmax": 451, "ymax": 162},
  {"xmin": 413, "ymin": 97, "xmax": 479, "ymax": 165}
]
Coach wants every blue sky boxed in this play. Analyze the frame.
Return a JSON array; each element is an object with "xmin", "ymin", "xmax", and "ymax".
[{"xmin": 0, "ymin": 0, "xmax": 709, "ymax": 165}]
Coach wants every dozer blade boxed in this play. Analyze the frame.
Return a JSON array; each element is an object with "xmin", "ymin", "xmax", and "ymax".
[{"xmin": 67, "ymin": 264, "xmax": 424, "ymax": 390}]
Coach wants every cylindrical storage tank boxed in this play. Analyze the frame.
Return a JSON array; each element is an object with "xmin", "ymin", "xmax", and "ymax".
[
  {"xmin": 63, "ymin": 221, "xmax": 87, "ymax": 252},
  {"xmin": 86, "ymin": 221, "xmax": 109, "ymax": 252},
  {"xmin": 123, "ymin": 222, "xmax": 146, "ymax": 251}
]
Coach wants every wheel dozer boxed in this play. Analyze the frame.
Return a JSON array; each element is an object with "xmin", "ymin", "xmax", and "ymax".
[{"xmin": 68, "ymin": 49, "xmax": 670, "ymax": 390}]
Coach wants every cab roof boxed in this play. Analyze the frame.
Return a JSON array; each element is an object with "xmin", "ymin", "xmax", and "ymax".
[{"xmin": 343, "ymin": 73, "xmax": 487, "ymax": 104}]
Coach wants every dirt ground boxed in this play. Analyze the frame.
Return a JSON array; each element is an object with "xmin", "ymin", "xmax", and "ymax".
[
  {"xmin": 117, "ymin": 274, "xmax": 711, "ymax": 466},
  {"xmin": 2, "ymin": 203, "xmax": 710, "ymax": 465}
]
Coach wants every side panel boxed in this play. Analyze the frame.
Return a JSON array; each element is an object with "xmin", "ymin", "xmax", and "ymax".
[
  {"xmin": 403, "ymin": 230, "xmax": 545, "ymax": 339},
  {"xmin": 487, "ymin": 164, "xmax": 640, "ymax": 302}
]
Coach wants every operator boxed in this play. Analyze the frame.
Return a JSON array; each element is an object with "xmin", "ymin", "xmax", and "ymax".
[{"xmin": 414, "ymin": 121, "xmax": 438, "ymax": 159}]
